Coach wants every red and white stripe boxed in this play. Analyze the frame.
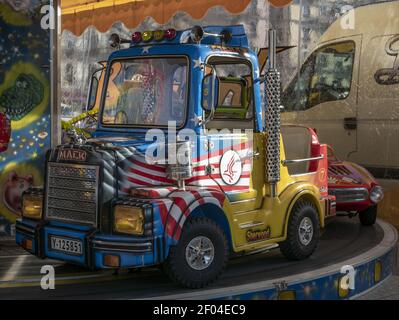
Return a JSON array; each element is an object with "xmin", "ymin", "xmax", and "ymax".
[{"xmin": 119, "ymin": 141, "xmax": 253, "ymax": 193}]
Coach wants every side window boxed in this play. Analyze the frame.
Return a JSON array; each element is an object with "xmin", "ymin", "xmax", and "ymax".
[
  {"xmin": 282, "ymin": 41, "xmax": 355, "ymax": 112},
  {"xmin": 309, "ymin": 42, "xmax": 355, "ymax": 108}
]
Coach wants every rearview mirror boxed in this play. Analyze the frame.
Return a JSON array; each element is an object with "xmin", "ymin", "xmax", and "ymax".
[{"xmin": 87, "ymin": 76, "xmax": 99, "ymax": 111}]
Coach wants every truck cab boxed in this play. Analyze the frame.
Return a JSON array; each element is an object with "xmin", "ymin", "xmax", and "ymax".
[{"xmin": 16, "ymin": 25, "xmax": 332, "ymax": 288}]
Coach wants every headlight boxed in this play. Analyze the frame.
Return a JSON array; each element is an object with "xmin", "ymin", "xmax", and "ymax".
[
  {"xmin": 22, "ymin": 194, "xmax": 43, "ymax": 220},
  {"xmin": 370, "ymin": 186, "xmax": 384, "ymax": 204},
  {"xmin": 114, "ymin": 205, "xmax": 144, "ymax": 235}
]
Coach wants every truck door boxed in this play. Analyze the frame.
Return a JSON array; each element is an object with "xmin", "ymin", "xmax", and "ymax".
[
  {"xmin": 280, "ymin": 37, "xmax": 361, "ymax": 161},
  {"xmin": 205, "ymin": 58, "xmax": 265, "ymax": 212}
]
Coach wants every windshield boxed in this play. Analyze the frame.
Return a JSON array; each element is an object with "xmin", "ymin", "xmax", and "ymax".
[{"xmin": 102, "ymin": 57, "xmax": 188, "ymax": 127}]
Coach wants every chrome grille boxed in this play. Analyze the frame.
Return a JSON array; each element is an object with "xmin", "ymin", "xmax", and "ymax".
[
  {"xmin": 49, "ymin": 166, "xmax": 98, "ymax": 180},
  {"xmin": 49, "ymin": 177, "xmax": 96, "ymax": 190},
  {"xmin": 46, "ymin": 162, "xmax": 99, "ymax": 226},
  {"xmin": 329, "ymin": 188, "xmax": 369, "ymax": 203}
]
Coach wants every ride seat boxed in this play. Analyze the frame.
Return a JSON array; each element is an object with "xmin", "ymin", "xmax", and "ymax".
[{"xmin": 281, "ymin": 125, "xmax": 313, "ymax": 175}]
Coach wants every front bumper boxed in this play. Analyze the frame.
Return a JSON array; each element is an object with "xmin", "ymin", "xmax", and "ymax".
[
  {"xmin": 15, "ymin": 219, "xmax": 159, "ymax": 269},
  {"xmin": 328, "ymin": 187, "xmax": 372, "ymax": 212}
]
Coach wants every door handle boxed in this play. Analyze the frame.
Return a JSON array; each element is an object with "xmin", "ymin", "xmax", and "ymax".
[
  {"xmin": 344, "ymin": 117, "xmax": 357, "ymax": 130},
  {"xmin": 252, "ymin": 150, "xmax": 260, "ymax": 159}
]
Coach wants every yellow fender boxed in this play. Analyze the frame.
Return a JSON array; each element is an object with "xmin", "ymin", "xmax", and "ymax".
[{"xmin": 281, "ymin": 183, "xmax": 325, "ymax": 241}]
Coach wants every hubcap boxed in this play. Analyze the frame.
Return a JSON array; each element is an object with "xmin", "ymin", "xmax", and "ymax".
[
  {"xmin": 298, "ymin": 217, "xmax": 314, "ymax": 246},
  {"xmin": 185, "ymin": 236, "xmax": 215, "ymax": 271}
]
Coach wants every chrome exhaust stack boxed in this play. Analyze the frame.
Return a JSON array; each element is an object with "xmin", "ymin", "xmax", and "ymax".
[{"xmin": 265, "ymin": 29, "xmax": 281, "ymax": 198}]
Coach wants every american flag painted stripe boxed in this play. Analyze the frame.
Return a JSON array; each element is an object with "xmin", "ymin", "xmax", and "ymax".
[{"xmin": 128, "ymin": 167, "xmax": 175, "ymax": 184}]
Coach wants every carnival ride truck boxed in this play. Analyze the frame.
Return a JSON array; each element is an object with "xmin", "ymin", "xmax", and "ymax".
[{"xmin": 16, "ymin": 26, "xmax": 334, "ymax": 288}]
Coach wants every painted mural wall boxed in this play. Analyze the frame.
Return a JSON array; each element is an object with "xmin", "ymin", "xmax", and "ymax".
[{"xmin": 0, "ymin": 0, "xmax": 51, "ymax": 235}]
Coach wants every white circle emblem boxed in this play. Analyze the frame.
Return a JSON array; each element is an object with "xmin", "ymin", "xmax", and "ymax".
[{"xmin": 220, "ymin": 150, "xmax": 242, "ymax": 185}]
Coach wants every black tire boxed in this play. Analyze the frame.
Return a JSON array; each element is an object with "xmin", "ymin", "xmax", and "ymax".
[
  {"xmin": 279, "ymin": 200, "xmax": 320, "ymax": 260},
  {"xmin": 359, "ymin": 205, "xmax": 377, "ymax": 226},
  {"xmin": 163, "ymin": 217, "xmax": 229, "ymax": 289}
]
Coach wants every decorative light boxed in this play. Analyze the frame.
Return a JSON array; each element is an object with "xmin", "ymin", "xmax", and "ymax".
[
  {"xmin": 164, "ymin": 28, "xmax": 177, "ymax": 40},
  {"xmin": 132, "ymin": 31, "xmax": 142, "ymax": 43},
  {"xmin": 154, "ymin": 30, "xmax": 164, "ymax": 41},
  {"xmin": 142, "ymin": 30, "xmax": 153, "ymax": 42}
]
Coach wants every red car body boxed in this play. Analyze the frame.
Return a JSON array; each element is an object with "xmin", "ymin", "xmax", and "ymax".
[
  {"xmin": 0, "ymin": 112, "xmax": 11, "ymax": 153},
  {"xmin": 327, "ymin": 147, "xmax": 383, "ymax": 213},
  {"xmin": 283, "ymin": 124, "xmax": 381, "ymax": 225}
]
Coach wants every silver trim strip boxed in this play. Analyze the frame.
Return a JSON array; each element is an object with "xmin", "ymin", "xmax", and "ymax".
[
  {"xmin": 282, "ymin": 155, "xmax": 324, "ymax": 166},
  {"xmin": 92, "ymin": 240, "xmax": 153, "ymax": 253},
  {"xmin": 91, "ymin": 240, "xmax": 152, "ymax": 247},
  {"xmin": 239, "ymin": 221, "xmax": 265, "ymax": 230},
  {"xmin": 230, "ymin": 198, "xmax": 257, "ymax": 205}
]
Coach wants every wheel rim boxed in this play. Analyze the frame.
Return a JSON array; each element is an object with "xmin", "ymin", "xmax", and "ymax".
[
  {"xmin": 185, "ymin": 236, "xmax": 215, "ymax": 271},
  {"xmin": 298, "ymin": 217, "xmax": 314, "ymax": 246}
]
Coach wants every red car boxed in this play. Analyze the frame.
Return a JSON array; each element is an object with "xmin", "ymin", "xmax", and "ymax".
[
  {"xmin": 0, "ymin": 112, "xmax": 11, "ymax": 153},
  {"xmin": 327, "ymin": 146, "xmax": 384, "ymax": 226}
]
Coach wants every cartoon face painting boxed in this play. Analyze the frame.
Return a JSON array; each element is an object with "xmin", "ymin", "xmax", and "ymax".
[{"xmin": 3, "ymin": 171, "xmax": 33, "ymax": 215}]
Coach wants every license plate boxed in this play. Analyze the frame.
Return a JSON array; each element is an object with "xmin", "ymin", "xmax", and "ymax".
[{"xmin": 50, "ymin": 236, "xmax": 83, "ymax": 255}]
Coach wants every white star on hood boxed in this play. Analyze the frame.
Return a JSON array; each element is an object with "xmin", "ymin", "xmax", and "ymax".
[
  {"xmin": 142, "ymin": 46, "xmax": 152, "ymax": 54},
  {"xmin": 193, "ymin": 57, "xmax": 203, "ymax": 69}
]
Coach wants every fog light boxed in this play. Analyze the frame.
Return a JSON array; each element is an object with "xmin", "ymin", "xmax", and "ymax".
[
  {"xmin": 104, "ymin": 255, "xmax": 120, "ymax": 268},
  {"xmin": 370, "ymin": 186, "xmax": 384, "ymax": 204},
  {"xmin": 22, "ymin": 193, "xmax": 43, "ymax": 220},
  {"xmin": 114, "ymin": 206, "xmax": 144, "ymax": 235}
]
